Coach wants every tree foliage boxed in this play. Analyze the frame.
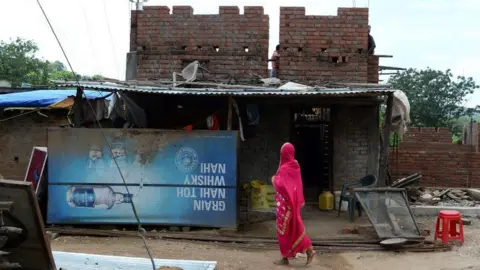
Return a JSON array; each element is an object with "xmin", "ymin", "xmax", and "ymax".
[
  {"xmin": 389, "ymin": 68, "xmax": 479, "ymax": 128},
  {"xmin": 0, "ymin": 38, "xmax": 103, "ymax": 87}
]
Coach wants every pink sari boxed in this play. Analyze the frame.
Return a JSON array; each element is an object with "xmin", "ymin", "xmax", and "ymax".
[{"xmin": 273, "ymin": 143, "xmax": 312, "ymax": 258}]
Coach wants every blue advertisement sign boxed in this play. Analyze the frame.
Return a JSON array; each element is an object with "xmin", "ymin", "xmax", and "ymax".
[{"xmin": 47, "ymin": 128, "xmax": 238, "ymax": 228}]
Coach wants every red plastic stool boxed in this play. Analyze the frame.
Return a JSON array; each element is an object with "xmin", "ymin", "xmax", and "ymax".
[{"xmin": 434, "ymin": 210, "xmax": 464, "ymax": 245}]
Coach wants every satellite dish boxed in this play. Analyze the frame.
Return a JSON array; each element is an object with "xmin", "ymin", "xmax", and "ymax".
[{"xmin": 181, "ymin": 61, "xmax": 199, "ymax": 82}]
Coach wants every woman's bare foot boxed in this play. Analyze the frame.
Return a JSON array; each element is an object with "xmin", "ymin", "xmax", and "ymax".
[
  {"xmin": 306, "ymin": 249, "xmax": 316, "ymax": 265},
  {"xmin": 273, "ymin": 258, "xmax": 289, "ymax": 265}
]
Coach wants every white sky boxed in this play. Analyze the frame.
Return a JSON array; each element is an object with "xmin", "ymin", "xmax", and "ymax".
[{"xmin": 2, "ymin": 0, "xmax": 480, "ymax": 106}]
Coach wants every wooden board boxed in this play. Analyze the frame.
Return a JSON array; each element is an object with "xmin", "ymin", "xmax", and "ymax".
[{"xmin": 0, "ymin": 180, "xmax": 56, "ymax": 270}]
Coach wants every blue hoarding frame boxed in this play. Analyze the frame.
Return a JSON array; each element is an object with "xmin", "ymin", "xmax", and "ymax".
[{"xmin": 46, "ymin": 128, "xmax": 239, "ymax": 229}]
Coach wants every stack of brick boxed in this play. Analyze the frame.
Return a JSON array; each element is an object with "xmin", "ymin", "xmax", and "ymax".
[
  {"xmin": 279, "ymin": 7, "xmax": 378, "ymax": 84},
  {"xmin": 131, "ymin": 6, "xmax": 269, "ymax": 82}
]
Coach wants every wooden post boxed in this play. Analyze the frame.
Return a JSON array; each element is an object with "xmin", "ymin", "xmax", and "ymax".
[
  {"xmin": 379, "ymin": 93, "xmax": 394, "ymax": 186},
  {"xmin": 73, "ymin": 86, "xmax": 84, "ymax": 128},
  {"xmin": 227, "ymin": 96, "xmax": 233, "ymax": 130}
]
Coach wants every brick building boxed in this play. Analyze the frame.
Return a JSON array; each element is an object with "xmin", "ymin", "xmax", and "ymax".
[
  {"xmin": 125, "ymin": 5, "xmax": 385, "ymax": 201},
  {"xmin": 129, "ymin": 6, "xmax": 379, "ymax": 84},
  {"xmin": 117, "ymin": 87, "xmax": 388, "ymax": 204},
  {"xmin": 0, "ymin": 5, "xmax": 386, "ymax": 207}
]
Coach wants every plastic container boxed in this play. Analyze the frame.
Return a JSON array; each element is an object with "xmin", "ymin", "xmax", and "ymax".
[
  {"xmin": 318, "ymin": 191, "xmax": 334, "ymax": 211},
  {"xmin": 249, "ymin": 180, "xmax": 276, "ymax": 210}
]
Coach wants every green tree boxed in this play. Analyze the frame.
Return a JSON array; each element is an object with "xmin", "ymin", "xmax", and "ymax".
[
  {"xmin": 0, "ymin": 38, "xmax": 46, "ymax": 87},
  {"xmin": 0, "ymin": 38, "xmax": 103, "ymax": 87},
  {"xmin": 389, "ymin": 68, "xmax": 479, "ymax": 128}
]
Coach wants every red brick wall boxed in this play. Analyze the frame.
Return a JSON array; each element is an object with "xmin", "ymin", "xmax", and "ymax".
[
  {"xmin": 132, "ymin": 6, "xmax": 269, "ymax": 81},
  {"xmin": 279, "ymin": 7, "xmax": 376, "ymax": 84},
  {"xmin": 367, "ymin": 56, "xmax": 379, "ymax": 83},
  {"xmin": 389, "ymin": 150, "xmax": 480, "ymax": 188},
  {"xmin": 402, "ymin": 127, "xmax": 452, "ymax": 144},
  {"xmin": 0, "ymin": 112, "xmax": 68, "ymax": 180},
  {"xmin": 390, "ymin": 127, "xmax": 480, "ymax": 187}
]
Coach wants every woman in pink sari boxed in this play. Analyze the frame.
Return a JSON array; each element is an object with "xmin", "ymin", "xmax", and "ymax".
[{"xmin": 272, "ymin": 142, "xmax": 316, "ymax": 266}]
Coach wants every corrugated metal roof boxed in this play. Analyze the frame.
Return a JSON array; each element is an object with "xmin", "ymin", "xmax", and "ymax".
[{"xmin": 56, "ymin": 82, "xmax": 396, "ymax": 97}]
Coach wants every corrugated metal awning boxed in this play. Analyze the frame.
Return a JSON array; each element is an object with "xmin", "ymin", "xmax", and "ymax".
[{"xmin": 55, "ymin": 81, "xmax": 396, "ymax": 98}]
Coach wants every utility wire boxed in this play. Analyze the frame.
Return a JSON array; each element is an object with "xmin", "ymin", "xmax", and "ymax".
[
  {"xmin": 79, "ymin": 0, "xmax": 97, "ymax": 72},
  {"xmin": 0, "ymin": 109, "xmax": 43, "ymax": 122},
  {"xmin": 102, "ymin": 0, "xmax": 121, "ymax": 80},
  {"xmin": 35, "ymin": 1, "xmax": 156, "ymax": 269}
]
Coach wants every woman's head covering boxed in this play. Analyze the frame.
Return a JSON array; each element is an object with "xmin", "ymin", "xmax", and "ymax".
[
  {"xmin": 280, "ymin": 142, "xmax": 295, "ymax": 165},
  {"xmin": 276, "ymin": 142, "xmax": 298, "ymax": 175}
]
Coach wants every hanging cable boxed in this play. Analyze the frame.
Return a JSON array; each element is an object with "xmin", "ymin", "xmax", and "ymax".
[
  {"xmin": 102, "ymin": 0, "xmax": 121, "ymax": 80},
  {"xmin": 0, "ymin": 109, "xmax": 43, "ymax": 122},
  {"xmin": 35, "ymin": 1, "xmax": 156, "ymax": 269},
  {"xmin": 79, "ymin": 0, "xmax": 97, "ymax": 72}
]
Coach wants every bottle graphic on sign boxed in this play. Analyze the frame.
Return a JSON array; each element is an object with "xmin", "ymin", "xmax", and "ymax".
[{"xmin": 66, "ymin": 185, "xmax": 133, "ymax": 210}]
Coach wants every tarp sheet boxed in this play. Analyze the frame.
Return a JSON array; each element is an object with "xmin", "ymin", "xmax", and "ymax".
[{"xmin": 0, "ymin": 90, "xmax": 111, "ymax": 108}]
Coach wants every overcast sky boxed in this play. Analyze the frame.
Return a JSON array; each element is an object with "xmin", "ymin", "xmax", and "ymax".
[{"xmin": 2, "ymin": 0, "xmax": 480, "ymax": 106}]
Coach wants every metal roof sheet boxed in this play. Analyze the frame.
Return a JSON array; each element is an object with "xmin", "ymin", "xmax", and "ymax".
[{"xmin": 55, "ymin": 82, "xmax": 396, "ymax": 97}]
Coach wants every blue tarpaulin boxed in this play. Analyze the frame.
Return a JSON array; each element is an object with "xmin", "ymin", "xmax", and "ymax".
[{"xmin": 0, "ymin": 89, "xmax": 111, "ymax": 108}]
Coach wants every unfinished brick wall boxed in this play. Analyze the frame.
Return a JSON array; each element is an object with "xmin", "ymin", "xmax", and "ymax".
[
  {"xmin": 132, "ymin": 6, "xmax": 269, "ymax": 81},
  {"xmin": 402, "ymin": 127, "xmax": 452, "ymax": 144},
  {"xmin": 389, "ymin": 127, "xmax": 480, "ymax": 187},
  {"xmin": 0, "ymin": 112, "xmax": 68, "ymax": 180},
  {"xmin": 397, "ymin": 127, "xmax": 470, "ymax": 152},
  {"xmin": 279, "ymin": 7, "xmax": 378, "ymax": 84},
  {"xmin": 389, "ymin": 151, "xmax": 480, "ymax": 188},
  {"xmin": 367, "ymin": 56, "xmax": 379, "ymax": 83}
]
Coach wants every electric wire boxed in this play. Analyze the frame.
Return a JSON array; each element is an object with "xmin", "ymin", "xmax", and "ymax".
[
  {"xmin": 79, "ymin": 0, "xmax": 97, "ymax": 72},
  {"xmin": 35, "ymin": 1, "xmax": 156, "ymax": 269},
  {"xmin": 0, "ymin": 109, "xmax": 43, "ymax": 122},
  {"xmin": 102, "ymin": 0, "xmax": 121, "ymax": 80}
]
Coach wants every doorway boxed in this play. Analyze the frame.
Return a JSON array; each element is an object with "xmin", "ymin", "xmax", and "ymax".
[{"xmin": 290, "ymin": 107, "xmax": 332, "ymax": 202}]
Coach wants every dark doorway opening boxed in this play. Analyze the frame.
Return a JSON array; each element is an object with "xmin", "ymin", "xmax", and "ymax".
[{"xmin": 290, "ymin": 107, "xmax": 332, "ymax": 203}]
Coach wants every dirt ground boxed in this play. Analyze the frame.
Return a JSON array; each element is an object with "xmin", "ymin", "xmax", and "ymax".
[{"xmin": 50, "ymin": 211, "xmax": 480, "ymax": 269}]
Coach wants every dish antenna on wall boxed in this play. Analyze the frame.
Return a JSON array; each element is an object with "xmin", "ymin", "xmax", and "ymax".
[
  {"xmin": 130, "ymin": 0, "xmax": 147, "ymax": 11},
  {"xmin": 173, "ymin": 61, "xmax": 200, "ymax": 86}
]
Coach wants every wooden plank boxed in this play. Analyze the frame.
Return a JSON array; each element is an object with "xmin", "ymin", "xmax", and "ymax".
[
  {"xmin": 0, "ymin": 180, "xmax": 56, "ymax": 270},
  {"xmin": 379, "ymin": 93, "xmax": 394, "ymax": 186}
]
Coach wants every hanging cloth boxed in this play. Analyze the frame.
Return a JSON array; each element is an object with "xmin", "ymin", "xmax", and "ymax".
[
  {"xmin": 246, "ymin": 104, "xmax": 260, "ymax": 125},
  {"xmin": 206, "ymin": 114, "xmax": 220, "ymax": 130},
  {"xmin": 232, "ymin": 99, "xmax": 246, "ymax": 141}
]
